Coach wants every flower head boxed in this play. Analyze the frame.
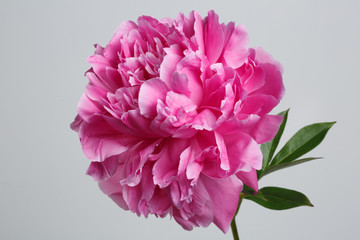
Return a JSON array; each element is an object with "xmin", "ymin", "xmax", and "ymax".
[{"xmin": 71, "ymin": 10, "xmax": 285, "ymax": 232}]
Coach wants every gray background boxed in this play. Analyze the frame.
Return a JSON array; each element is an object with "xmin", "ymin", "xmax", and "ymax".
[{"xmin": 1, "ymin": 0, "xmax": 359, "ymax": 239}]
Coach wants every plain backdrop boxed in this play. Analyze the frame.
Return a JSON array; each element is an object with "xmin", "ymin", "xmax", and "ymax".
[{"xmin": 1, "ymin": 0, "xmax": 359, "ymax": 239}]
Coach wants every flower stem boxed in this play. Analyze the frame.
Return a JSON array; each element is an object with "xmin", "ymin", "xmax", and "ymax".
[
  {"xmin": 231, "ymin": 218, "xmax": 240, "ymax": 240},
  {"xmin": 231, "ymin": 193, "xmax": 245, "ymax": 240}
]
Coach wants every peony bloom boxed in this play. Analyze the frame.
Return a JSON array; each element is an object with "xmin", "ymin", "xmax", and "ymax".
[{"xmin": 71, "ymin": 10, "xmax": 285, "ymax": 233}]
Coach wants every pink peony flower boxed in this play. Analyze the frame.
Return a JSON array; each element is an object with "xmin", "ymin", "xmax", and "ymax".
[{"xmin": 71, "ymin": 10, "xmax": 285, "ymax": 233}]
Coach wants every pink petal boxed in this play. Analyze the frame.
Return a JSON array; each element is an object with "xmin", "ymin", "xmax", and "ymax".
[
  {"xmin": 221, "ymin": 131, "xmax": 263, "ymax": 171},
  {"xmin": 138, "ymin": 78, "xmax": 168, "ymax": 119},
  {"xmin": 248, "ymin": 114, "xmax": 283, "ymax": 144},
  {"xmin": 214, "ymin": 132, "xmax": 230, "ymax": 171},
  {"xmin": 194, "ymin": 11, "xmax": 204, "ymax": 51},
  {"xmin": 204, "ymin": 10, "xmax": 224, "ymax": 64},
  {"xmin": 77, "ymin": 92, "xmax": 103, "ymax": 121},
  {"xmin": 121, "ymin": 109, "xmax": 160, "ymax": 138},
  {"xmin": 159, "ymin": 47, "xmax": 182, "ymax": 85},
  {"xmin": 222, "ymin": 25, "xmax": 249, "ymax": 68},
  {"xmin": 239, "ymin": 94, "xmax": 279, "ymax": 117},
  {"xmin": 152, "ymin": 139, "xmax": 190, "ymax": 188},
  {"xmin": 191, "ymin": 109, "xmax": 217, "ymax": 131},
  {"xmin": 86, "ymin": 155, "xmax": 120, "ymax": 181},
  {"xmin": 236, "ymin": 168, "xmax": 258, "ymax": 192},
  {"xmin": 79, "ymin": 115, "xmax": 136, "ymax": 162},
  {"xmin": 250, "ymin": 48, "xmax": 285, "ymax": 101},
  {"xmin": 200, "ymin": 174, "xmax": 243, "ymax": 233},
  {"xmin": 70, "ymin": 114, "xmax": 83, "ymax": 132}
]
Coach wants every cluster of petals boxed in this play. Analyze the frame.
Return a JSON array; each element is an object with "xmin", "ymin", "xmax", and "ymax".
[{"xmin": 71, "ymin": 10, "xmax": 285, "ymax": 233}]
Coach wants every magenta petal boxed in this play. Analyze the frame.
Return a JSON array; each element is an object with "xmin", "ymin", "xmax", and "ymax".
[{"xmin": 138, "ymin": 78, "xmax": 168, "ymax": 119}]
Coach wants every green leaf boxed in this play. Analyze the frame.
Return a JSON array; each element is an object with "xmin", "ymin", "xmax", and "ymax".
[
  {"xmin": 259, "ymin": 157, "xmax": 322, "ymax": 179},
  {"xmin": 261, "ymin": 109, "xmax": 289, "ymax": 169},
  {"xmin": 271, "ymin": 122, "xmax": 335, "ymax": 166},
  {"xmin": 244, "ymin": 187, "xmax": 313, "ymax": 210}
]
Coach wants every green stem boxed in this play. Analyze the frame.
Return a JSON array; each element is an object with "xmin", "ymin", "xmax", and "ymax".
[
  {"xmin": 231, "ymin": 218, "xmax": 240, "ymax": 240},
  {"xmin": 231, "ymin": 193, "xmax": 245, "ymax": 240}
]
